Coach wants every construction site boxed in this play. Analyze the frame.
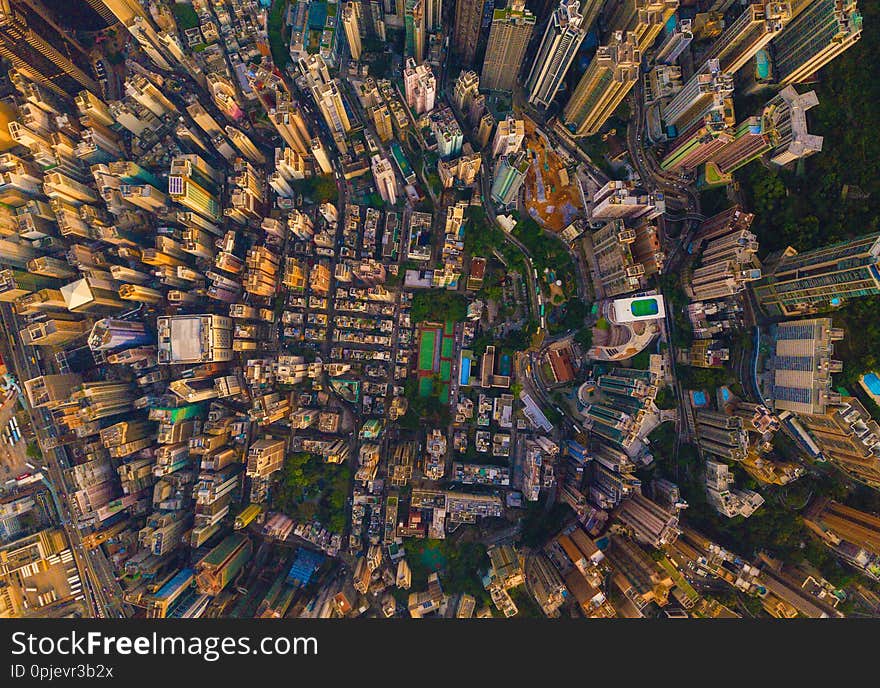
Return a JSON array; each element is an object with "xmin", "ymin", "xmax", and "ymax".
[{"xmin": 522, "ymin": 117, "xmax": 584, "ymax": 232}]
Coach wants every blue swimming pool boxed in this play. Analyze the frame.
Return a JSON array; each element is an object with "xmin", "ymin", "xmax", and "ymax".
[
  {"xmin": 693, "ymin": 391, "xmax": 708, "ymax": 406},
  {"xmin": 721, "ymin": 387, "xmax": 731, "ymax": 402},
  {"xmin": 864, "ymin": 373, "xmax": 880, "ymax": 395},
  {"xmin": 459, "ymin": 357, "xmax": 471, "ymax": 386}
]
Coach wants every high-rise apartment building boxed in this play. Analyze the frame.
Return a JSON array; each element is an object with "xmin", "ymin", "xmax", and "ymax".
[
  {"xmin": 753, "ymin": 233, "xmax": 880, "ymax": 317},
  {"xmin": 491, "ymin": 151, "xmax": 530, "ymax": 206},
  {"xmin": 405, "ymin": 0, "xmax": 425, "ymax": 63},
  {"xmin": 803, "ymin": 498, "xmax": 880, "ymax": 579},
  {"xmin": 311, "ymin": 79, "xmax": 352, "ymax": 135},
  {"xmin": 591, "ymin": 180, "xmax": 665, "ymax": 221},
  {"xmin": 23, "ymin": 374, "xmax": 83, "ymax": 410},
  {"xmin": 699, "ymin": 2, "xmax": 792, "ymax": 75},
  {"xmin": 168, "ymin": 155, "xmax": 222, "ymax": 222},
  {"xmin": 770, "ymin": 0, "xmax": 861, "ymax": 86},
  {"xmin": 371, "ymin": 154, "xmax": 399, "ymax": 205},
  {"xmin": 768, "ymin": 317, "xmax": 843, "ymax": 415},
  {"xmin": 343, "ymin": 1, "xmax": 363, "ymax": 61},
  {"xmin": 452, "ymin": 0, "xmax": 483, "ymax": 66},
  {"xmin": 563, "ymin": 31, "xmax": 641, "ymax": 137},
  {"xmin": 663, "ymin": 59, "xmax": 734, "ymax": 133},
  {"xmin": 526, "ymin": 0, "xmax": 589, "ymax": 108},
  {"xmin": 403, "ymin": 58, "xmax": 436, "ymax": 114},
  {"xmin": 88, "ymin": 319, "xmax": 152, "ymax": 351},
  {"xmin": 371, "ymin": 104, "xmax": 394, "ymax": 141},
  {"xmin": 481, "ymin": 0, "xmax": 536, "ymax": 92},
  {"xmin": 490, "ymin": 116, "xmax": 525, "ymax": 157},
  {"xmin": 0, "ymin": 0, "xmax": 99, "ymax": 97},
  {"xmin": 246, "ymin": 438, "xmax": 287, "ymax": 479},
  {"xmin": 452, "ymin": 70, "xmax": 480, "ymax": 113},
  {"xmin": 603, "ymin": 0, "xmax": 679, "ymax": 53},
  {"xmin": 799, "ymin": 398, "xmax": 880, "ymax": 488},
  {"xmin": 655, "ymin": 17, "xmax": 693, "ymax": 64}
]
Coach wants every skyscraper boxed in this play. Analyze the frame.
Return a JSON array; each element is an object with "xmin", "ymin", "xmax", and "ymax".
[
  {"xmin": 603, "ymin": 0, "xmax": 679, "ymax": 54},
  {"xmin": 405, "ymin": 0, "xmax": 425, "ymax": 63},
  {"xmin": 425, "ymin": 0, "xmax": 442, "ymax": 30},
  {"xmin": 343, "ymin": 1, "xmax": 363, "ymax": 61},
  {"xmin": 525, "ymin": 0, "xmax": 589, "ymax": 109},
  {"xmin": 311, "ymin": 79, "xmax": 352, "ymax": 135},
  {"xmin": 481, "ymin": 0, "xmax": 536, "ymax": 92},
  {"xmin": 0, "ymin": 0, "xmax": 99, "ymax": 97},
  {"xmin": 563, "ymin": 31, "xmax": 641, "ymax": 137},
  {"xmin": 663, "ymin": 59, "xmax": 734, "ymax": 133},
  {"xmin": 699, "ymin": 2, "xmax": 792, "ymax": 75},
  {"xmin": 770, "ymin": 0, "xmax": 862, "ymax": 86},
  {"xmin": 655, "ymin": 17, "xmax": 693, "ymax": 64},
  {"xmin": 452, "ymin": 0, "xmax": 483, "ymax": 66},
  {"xmin": 753, "ymin": 233, "xmax": 880, "ymax": 317},
  {"xmin": 371, "ymin": 154, "xmax": 399, "ymax": 205},
  {"xmin": 403, "ymin": 58, "xmax": 437, "ymax": 113},
  {"xmin": 491, "ymin": 151, "xmax": 530, "ymax": 206}
]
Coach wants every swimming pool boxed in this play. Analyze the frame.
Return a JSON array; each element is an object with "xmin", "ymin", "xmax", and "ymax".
[
  {"xmin": 630, "ymin": 298, "xmax": 659, "ymax": 317},
  {"xmin": 721, "ymin": 387, "xmax": 731, "ymax": 402},
  {"xmin": 864, "ymin": 372, "xmax": 880, "ymax": 395},
  {"xmin": 692, "ymin": 391, "xmax": 708, "ymax": 406}
]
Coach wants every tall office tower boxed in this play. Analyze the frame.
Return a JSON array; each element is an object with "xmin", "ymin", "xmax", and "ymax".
[
  {"xmin": 246, "ymin": 438, "xmax": 286, "ymax": 479},
  {"xmin": 799, "ymin": 398, "xmax": 880, "ymax": 488},
  {"xmin": 269, "ymin": 102, "xmax": 312, "ymax": 154},
  {"xmin": 195, "ymin": 533, "xmax": 253, "ymax": 595},
  {"xmin": 312, "ymin": 79, "xmax": 352, "ymax": 135},
  {"xmin": 770, "ymin": 0, "xmax": 861, "ymax": 86},
  {"xmin": 60, "ymin": 275, "xmax": 126, "ymax": 312},
  {"xmin": 75, "ymin": 91, "xmax": 115, "ymax": 128},
  {"xmin": 481, "ymin": 0, "xmax": 536, "ymax": 92},
  {"xmin": 88, "ymin": 318, "xmax": 151, "ymax": 352},
  {"xmin": 425, "ymin": 0, "xmax": 442, "ymax": 30},
  {"xmin": 803, "ymin": 499, "xmax": 880, "ymax": 576},
  {"xmin": 525, "ymin": 0, "xmax": 589, "ymax": 108},
  {"xmin": 699, "ymin": 2, "xmax": 792, "ymax": 75},
  {"xmin": 371, "ymin": 104, "xmax": 394, "ymax": 141},
  {"xmin": 655, "ymin": 17, "xmax": 692, "ymax": 64},
  {"xmin": 168, "ymin": 155, "xmax": 222, "ymax": 222},
  {"xmin": 603, "ymin": 0, "xmax": 679, "ymax": 53},
  {"xmin": 753, "ymin": 233, "xmax": 880, "ymax": 317},
  {"xmin": 663, "ymin": 59, "xmax": 734, "ymax": 133},
  {"xmin": 0, "ymin": 0, "xmax": 99, "ymax": 97},
  {"xmin": 452, "ymin": 70, "xmax": 480, "ymax": 113},
  {"xmin": 187, "ymin": 102, "xmax": 225, "ymax": 139},
  {"xmin": 225, "ymin": 126, "xmax": 266, "ymax": 165},
  {"xmin": 23, "ymin": 374, "xmax": 82, "ymax": 409},
  {"xmin": 452, "ymin": 0, "xmax": 484, "ymax": 66},
  {"xmin": 21, "ymin": 317, "xmax": 91, "ymax": 346},
  {"xmin": 311, "ymin": 137, "xmax": 333, "ymax": 174},
  {"xmin": 768, "ymin": 317, "xmax": 843, "ymax": 415},
  {"xmin": 27, "ymin": 257, "xmax": 76, "ymax": 280},
  {"xmin": 0, "ymin": 269, "xmax": 57, "ymax": 302},
  {"xmin": 405, "ymin": 0, "xmax": 425, "ymax": 63},
  {"xmin": 563, "ymin": 31, "xmax": 641, "ymax": 137},
  {"xmin": 125, "ymin": 75, "xmax": 177, "ymax": 117},
  {"xmin": 659, "ymin": 97, "xmax": 735, "ymax": 172},
  {"xmin": 157, "ymin": 314, "xmax": 234, "ymax": 364},
  {"xmin": 343, "ymin": 1, "xmax": 363, "ymax": 61},
  {"xmin": 403, "ymin": 58, "xmax": 436, "ymax": 114},
  {"xmin": 491, "ymin": 116, "xmax": 525, "ymax": 157},
  {"xmin": 371, "ymin": 155, "xmax": 399, "ymax": 205},
  {"xmin": 491, "ymin": 150, "xmax": 530, "ymax": 206},
  {"xmin": 476, "ymin": 111, "xmax": 496, "ymax": 148}
]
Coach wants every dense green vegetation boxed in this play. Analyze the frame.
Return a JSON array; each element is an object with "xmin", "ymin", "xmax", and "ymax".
[
  {"xmin": 511, "ymin": 217, "xmax": 576, "ymax": 296},
  {"xmin": 172, "ymin": 3, "xmax": 200, "ymax": 30},
  {"xmin": 403, "ymin": 538, "xmax": 490, "ymax": 603},
  {"xmin": 267, "ymin": 0, "xmax": 289, "ymax": 68},
  {"xmin": 552, "ymin": 296, "xmax": 589, "ymax": 335},
  {"xmin": 658, "ymin": 273, "xmax": 692, "ymax": 348},
  {"xmin": 400, "ymin": 376, "xmax": 450, "ymax": 428},
  {"xmin": 518, "ymin": 496, "xmax": 572, "ymax": 548},
  {"xmin": 410, "ymin": 290, "xmax": 468, "ymax": 323},
  {"xmin": 676, "ymin": 365, "xmax": 732, "ymax": 390},
  {"xmin": 464, "ymin": 207, "xmax": 526, "ymax": 271},
  {"xmin": 654, "ymin": 385, "xmax": 676, "ymax": 410},
  {"xmin": 273, "ymin": 452, "xmax": 350, "ymax": 533},
  {"xmin": 737, "ymin": 1, "xmax": 880, "ymax": 255},
  {"xmin": 291, "ymin": 175, "xmax": 338, "ymax": 203}
]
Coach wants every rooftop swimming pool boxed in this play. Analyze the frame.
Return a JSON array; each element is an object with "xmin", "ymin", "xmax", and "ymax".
[{"xmin": 630, "ymin": 298, "xmax": 660, "ymax": 317}]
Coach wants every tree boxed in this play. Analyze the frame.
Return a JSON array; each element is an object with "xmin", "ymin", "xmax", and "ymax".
[{"xmin": 410, "ymin": 290, "xmax": 468, "ymax": 323}]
